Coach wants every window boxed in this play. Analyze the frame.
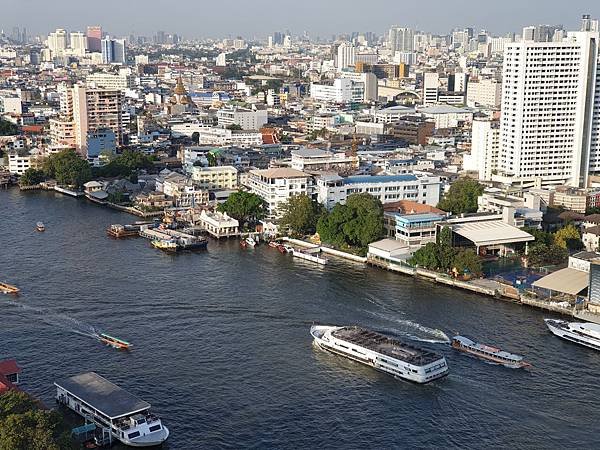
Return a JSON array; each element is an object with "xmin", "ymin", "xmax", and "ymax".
[
  {"xmin": 149, "ymin": 424, "xmax": 162, "ymax": 432},
  {"xmin": 128, "ymin": 431, "xmax": 141, "ymax": 439}
]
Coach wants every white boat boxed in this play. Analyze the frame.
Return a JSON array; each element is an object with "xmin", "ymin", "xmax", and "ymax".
[
  {"xmin": 245, "ymin": 237, "xmax": 257, "ymax": 247},
  {"xmin": 56, "ymin": 372, "xmax": 169, "ymax": 447},
  {"xmin": 545, "ymin": 319, "xmax": 600, "ymax": 351},
  {"xmin": 310, "ymin": 325, "xmax": 449, "ymax": 383}
]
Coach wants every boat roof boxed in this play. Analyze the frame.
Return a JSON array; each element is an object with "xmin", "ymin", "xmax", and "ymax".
[
  {"xmin": 100, "ymin": 333, "xmax": 131, "ymax": 346},
  {"xmin": 453, "ymin": 335, "xmax": 523, "ymax": 361},
  {"xmin": 55, "ymin": 372, "xmax": 150, "ymax": 420},
  {"xmin": 332, "ymin": 327, "xmax": 443, "ymax": 366}
]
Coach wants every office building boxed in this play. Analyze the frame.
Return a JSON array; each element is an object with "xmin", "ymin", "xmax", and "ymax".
[
  {"xmin": 217, "ymin": 106, "xmax": 268, "ymax": 130},
  {"xmin": 87, "ymin": 26, "xmax": 102, "ymax": 52},
  {"xmin": 70, "ymin": 32, "xmax": 87, "ymax": 56},
  {"xmin": 310, "ymin": 78, "xmax": 365, "ymax": 104},
  {"xmin": 47, "ymin": 29, "xmax": 67, "ymax": 57},
  {"xmin": 423, "ymin": 72, "xmax": 440, "ymax": 105},
  {"xmin": 466, "ymin": 78, "xmax": 502, "ymax": 108},
  {"xmin": 336, "ymin": 42, "xmax": 355, "ymax": 69},
  {"xmin": 101, "ymin": 37, "xmax": 126, "ymax": 64},
  {"xmin": 388, "ymin": 27, "xmax": 414, "ymax": 53}
]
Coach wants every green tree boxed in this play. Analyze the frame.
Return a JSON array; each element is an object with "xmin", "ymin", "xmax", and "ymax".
[
  {"xmin": 436, "ymin": 226, "xmax": 456, "ymax": 270},
  {"xmin": 437, "ymin": 178, "xmax": 484, "ymax": 215},
  {"xmin": 0, "ymin": 119, "xmax": 18, "ymax": 136},
  {"xmin": 523, "ymin": 227, "xmax": 553, "ymax": 247},
  {"xmin": 278, "ymin": 195, "xmax": 323, "ymax": 237},
  {"xmin": 18, "ymin": 168, "xmax": 46, "ymax": 186},
  {"xmin": 0, "ymin": 391, "xmax": 74, "ymax": 450},
  {"xmin": 452, "ymin": 249, "xmax": 483, "ymax": 277},
  {"xmin": 226, "ymin": 124, "xmax": 243, "ymax": 131},
  {"xmin": 42, "ymin": 149, "xmax": 91, "ymax": 188},
  {"xmin": 217, "ymin": 191, "xmax": 266, "ymax": 228},
  {"xmin": 527, "ymin": 243, "xmax": 568, "ymax": 268},
  {"xmin": 553, "ymin": 224, "xmax": 581, "ymax": 250},
  {"xmin": 317, "ymin": 193, "xmax": 384, "ymax": 254},
  {"xmin": 95, "ymin": 150, "xmax": 154, "ymax": 178},
  {"xmin": 409, "ymin": 242, "xmax": 441, "ymax": 269}
]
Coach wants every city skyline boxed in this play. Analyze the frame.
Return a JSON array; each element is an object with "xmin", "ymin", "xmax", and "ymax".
[{"xmin": 1, "ymin": 0, "xmax": 598, "ymax": 39}]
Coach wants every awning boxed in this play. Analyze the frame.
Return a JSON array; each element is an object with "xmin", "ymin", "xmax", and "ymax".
[{"xmin": 532, "ymin": 268, "xmax": 589, "ymax": 296}]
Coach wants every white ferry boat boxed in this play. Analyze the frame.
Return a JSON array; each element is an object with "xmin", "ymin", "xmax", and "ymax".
[
  {"xmin": 310, "ymin": 325, "xmax": 449, "ymax": 383},
  {"xmin": 55, "ymin": 372, "xmax": 169, "ymax": 447},
  {"xmin": 545, "ymin": 319, "xmax": 600, "ymax": 351}
]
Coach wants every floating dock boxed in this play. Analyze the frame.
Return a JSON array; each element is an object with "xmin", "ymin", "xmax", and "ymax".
[{"xmin": 291, "ymin": 248, "xmax": 328, "ymax": 265}]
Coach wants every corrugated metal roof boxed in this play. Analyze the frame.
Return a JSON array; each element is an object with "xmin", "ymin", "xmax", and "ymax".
[
  {"xmin": 451, "ymin": 220, "xmax": 535, "ymax": 246},
  {"xmin": 532, "ymin": 268, "xmax": 589, "ymax": 296}
]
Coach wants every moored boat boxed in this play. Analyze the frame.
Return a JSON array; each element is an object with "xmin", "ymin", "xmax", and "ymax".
[
  {"xmin": 268, "ymin": 241, "xmax": 278, "ymax": 248},
  {"xmin": 277, "ymin": 244, "xmax": 287, "ymax": 254},
  {"xmin": 151, "ymin": 239, "xmax": 178, "ymax": 252},
  {"xmin": 451, "ymin": 335, "xmax": 530, "ymax": 368},
  {"xmin": 545, "ymin": 318, "xmax": 600, "ymax": 351},
  {"xmin": 310, "ymin": 325, "xmax": 449, "ymax": 383},
  {"xmin": 245, "ymin": 237, "xmax": 257, "ymax": 247},
  {"xmin": 36, "ymin": 221, "xmax": 45, "ymax": 232},
  {"xmin": 107, "ymin": 224, "xmax": 140, "ymax": 238},
  {"xmin": 98, "ymin": 333, "xmax": 132, "ymax": 350}
]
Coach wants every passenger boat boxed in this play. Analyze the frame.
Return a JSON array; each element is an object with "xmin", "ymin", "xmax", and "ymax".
[
  {"xmin": 451, "ymin": 335, "xmax": 530, "ymax": 368},
  {"xmin": 0, "ymin": 282, "xmax": 20, "ymax": 295},
  {"xmin": 245, "ymin": 237, "xmax": 257, "ymax": 247},
  {"xmin": 545, "ymin": 319, "xmax": 600, "ymax": 351},
  {"xmin": 98, "ymin": 333, "xmax": 132, "ymax": 350},
  {"xmin": 151, "ymin": 239, "xmax": 178, "ymax": 252},
  {"xmin": 310, "ymin": 325, "xmax": 449, "ymax": 383},
  {"xmin": 36, "ymin": 221, "xmax": 45, "ymax": 232},
  {"xmin": 56, "ymin": 372, "xmax": 169, "ymax": 447},
  {"xmin": 106, "ymin": 224, "xmax": 140, "ymax": 238}
]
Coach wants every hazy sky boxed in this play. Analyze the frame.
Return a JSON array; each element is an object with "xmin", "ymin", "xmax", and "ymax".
[{"xmin": 2, "ymin": 0, "xmax": 598, "ymax": 39}]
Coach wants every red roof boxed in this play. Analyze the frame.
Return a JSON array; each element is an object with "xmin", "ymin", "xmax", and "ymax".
[
  {"xmin": 0, "ymin": 359, "xmax": 21, "ymax": 376},
  {"xmin": 383, "ymin": 200, "xmax": 445, "ymax": 215}
]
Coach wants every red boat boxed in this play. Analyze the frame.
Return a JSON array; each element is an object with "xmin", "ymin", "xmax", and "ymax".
[
  {"xmin": 240, "ymin": 240, "xmax": 248, "ymax": 248},
  {"xmin": 277, "ymin": 244, "xmax": 287, "ymax": 254}
]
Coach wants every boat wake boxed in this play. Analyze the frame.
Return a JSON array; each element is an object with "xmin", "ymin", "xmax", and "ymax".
[
  {"xmin": 368, "ymin": 312, "xmax": 450, "ymax": 344},
  {"xmin": 4, "ymin": 300, "xmax": 100, "ymax": 340}
]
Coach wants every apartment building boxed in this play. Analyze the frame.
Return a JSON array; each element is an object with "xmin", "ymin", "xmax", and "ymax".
[
  {"xmin": 190, "ymin": 166, "xmax": 239, "ymax": 190},
  {"xmin": 247, "ymin": 168, "xmax": 310, "ymax": 218}
]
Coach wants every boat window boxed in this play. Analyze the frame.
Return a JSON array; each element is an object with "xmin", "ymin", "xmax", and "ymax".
[
  {"xmin": 128, "ymin": 431, "xmax": 141, "ymax": 439},
  {"xmin": 149, "ymin": 424, "xmax": 162, "ymax": 432}
]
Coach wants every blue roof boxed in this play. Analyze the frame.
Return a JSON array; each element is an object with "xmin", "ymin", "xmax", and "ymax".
[{"xmin": 344, "ymin": 174, "xmax": 418, "ymax": 185}]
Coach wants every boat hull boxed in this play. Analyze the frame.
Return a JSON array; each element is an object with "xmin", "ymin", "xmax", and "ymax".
[
  {"xmin": 545, "ymin": 319, "xmax": 600, "ymax": 351},
  {"xmin": 451, "ymin": 341, "xmax": 529, "ymax": 368},
  {"xmin": 122, "ymin": 426, "xmax": 169, "ymax": 447},
  {"xmin": 310, "ymin": 325, "xmax": 448, "ymax": 384}
]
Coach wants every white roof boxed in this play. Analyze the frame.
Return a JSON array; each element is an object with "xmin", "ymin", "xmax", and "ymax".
[
  {"xmin": 369, "ymin": 238, "xmax": 408, "ymax": 253},
  {"xmin": 451, "ymin": 220, "xmax": 534, "ymax": 246},
  {"xmin": 533, "ymin": 268, "xmax": 589, "ymax": 296}
]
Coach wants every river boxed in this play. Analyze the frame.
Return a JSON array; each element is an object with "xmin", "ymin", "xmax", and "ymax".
[{"xmin": 1, "ymin": 188, "xmax": 599, "ymax": 449}]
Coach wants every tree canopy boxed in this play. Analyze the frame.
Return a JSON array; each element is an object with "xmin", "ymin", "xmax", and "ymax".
[
  {"xmin": 277, "ymin": 195, "xmax": 323, "ymax": 237},
  {"xmin": 94, "ymin": 150, "xmax": 154, "ymax": 178},
  {"xmin": 437, "ymin": 178, "xmax": 484, "ymax": 215},
  {"xmin": 18, "ymin": 168, "xmax": 45, "ymax": 187},
  {"xmin": 553, "ymin": 224, "xmax": 582, "ymax": 251},
  {"xmin": 409, "ymin": 226, "xmax": 482, "ymax": 277},
  {"xmin": 217, "ymin": 191, "xmax": 266, "ymax": 228},
  {"xmin": 317, "ymin": 193, "xmax": 384, "ymax": 254},
  {"xmin": 0, "ymin": 390, "xmax": 74, "ymax": 450},
  {"xmin": 0, "ymin": 119, "xmax": 18, "ymax": 136},
  {"xmin": 42, "ymin": 149, "xmax": 91, "ymax": 188}
]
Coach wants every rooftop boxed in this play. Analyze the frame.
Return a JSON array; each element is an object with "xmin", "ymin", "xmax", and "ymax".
[
  {"xmin": 532, "ymin": 268, "xmax": 589, "ymax": 296},
  {"xmin": 55, "ymin": 372, "xmax": 150, "ymax": 420},
  {"xmin": 450, "ymin": 220, "xmax": 535, "ymax": 246},
  {"xmin": 251, "ymin": 168, "xmax": 307, "ymax": 179},
  {"xmin": 332, "ymin": 327, "xmax": 443, "ymax": 366},
  {"xmin": 344, "ymin": 174, "xmax": 418, "ymax": 185}
]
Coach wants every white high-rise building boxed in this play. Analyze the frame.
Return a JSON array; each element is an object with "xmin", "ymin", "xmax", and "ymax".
[
  {"xmin": 336, "ymin": 42, "xmax": 355, "ymax": 69},
  {"xmin": 388, "ymin": 27, "xmax": 414, "ymax": 53},
  {"xmin": 69, "ymin": 32, "xmax": 87, "ymax": 56},
  {"xmin": 423, "ymin": 72, "xmax": 440, "ymax": 105},
  {"xmin": 497, "ymin": 28, "xmax": 600, "ymax": 187},
  {"xmin": 464, "ymin": 118, "xmax": 500, "ymax": 180},
  {"xmin": 47, "ymin": 29, "xmax": 67, "ymax": 57}
]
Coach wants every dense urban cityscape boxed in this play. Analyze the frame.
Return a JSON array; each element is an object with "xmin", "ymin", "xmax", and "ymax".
[{"xmin": 2, "ymin": 5, "xmax": 600, "ymax": 448}]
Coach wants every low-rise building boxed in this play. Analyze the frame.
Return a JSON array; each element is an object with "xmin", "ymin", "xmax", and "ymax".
[
  {"xmin": 290, "ymin": 148, "xmax": 358, "ymax": 172},
  {"xmin": 316, "ymin": 173, "xmax": 441, "ymax": 209},
  {"xmin": 191, "ymin": 165, "xmax": 238, "ymax": 190},
  {"xmin": 217, "ymin": 106, "xmax": 268, "ymax": 131},
  {"xmin": 197, "ymin": 210, "xmax": 239, "ymax": 238},
  {"xmin": 247, "ymin": 167, "xmax": 310, "ymax": 218}
]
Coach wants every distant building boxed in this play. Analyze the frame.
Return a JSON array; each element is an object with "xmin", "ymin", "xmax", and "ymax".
[
  {"xmin": 247, "ymin": 168, "xmax": 310, "ymax": 218},
  {"xmin": 101, "ymin": 37, "xmax": 126, "ymax": 64},
  {"xmin": 87, "ymin": 26, "xmax": 102, "ymax": 52},
  {"xmin": 290, "ymin": 148, "xmax": 358, "ymax": 172},
  {"xmin": 190, "ymin": 166, "xmax": 238, "ymax": 190},
  {"xmin": 217, "ymin": 106, "xmax": 268, "ymax": 130}
]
